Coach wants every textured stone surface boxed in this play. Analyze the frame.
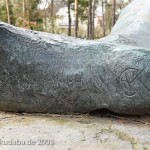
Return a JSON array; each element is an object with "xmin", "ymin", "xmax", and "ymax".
[{"xmin": 0, "ymin": 0, "xmax": 150, "ymax": 115}]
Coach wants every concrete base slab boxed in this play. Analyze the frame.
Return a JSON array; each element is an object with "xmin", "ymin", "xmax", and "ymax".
[{"xmin": 0, "ymin": 112, "xmax": 149, "ymax": 150}]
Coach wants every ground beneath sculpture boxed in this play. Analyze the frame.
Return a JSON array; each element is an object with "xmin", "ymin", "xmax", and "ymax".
[{"xmin": 0, "ymin": 112, "xmax": 149, "ymax": 150}]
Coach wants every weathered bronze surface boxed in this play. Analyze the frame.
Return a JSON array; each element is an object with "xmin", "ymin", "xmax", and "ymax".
[{"xmin": 0, "ymin": 0, "xmax": 150, "ymax": 115}]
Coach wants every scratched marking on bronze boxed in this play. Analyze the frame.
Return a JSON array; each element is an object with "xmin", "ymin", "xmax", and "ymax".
[
  {"xmin": 119, "ymin": 68, "xmax": 150, "ymax": 98},
  {"xmin": 0, "ymin": 81, "xmax": 2, "ymax": 89}
]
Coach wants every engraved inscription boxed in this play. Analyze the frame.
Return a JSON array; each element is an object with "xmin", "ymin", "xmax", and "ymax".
[{"xmin": 119, "ymin": 68, "xmax": 150, "ymax": 98}]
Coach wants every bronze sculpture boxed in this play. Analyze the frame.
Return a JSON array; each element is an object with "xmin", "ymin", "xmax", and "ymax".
[{"xmin": 0, "ymin": 0, "xmax": 150, "ymax": 115}]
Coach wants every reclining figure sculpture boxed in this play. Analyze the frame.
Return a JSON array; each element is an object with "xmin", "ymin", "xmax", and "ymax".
[{"xmin": 0, "ymin": 0, "xmax": 150, "ymax": 115}]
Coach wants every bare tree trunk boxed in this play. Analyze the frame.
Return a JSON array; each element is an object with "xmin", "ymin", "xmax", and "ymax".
[
  {"xmin": 44, "ymin": 16, "xmax": 47, "ymax": 31},
  {"xmin": 92, "ymin": 0, "xmax": 95, "ymax": 40},
  {"xmin": 88, "ymin": 0, "xmax": 92, "ymax": 39},
  {"xmin": 112, "ymin": 0, "xmax": 116, "ymax": 28},
  {"xmin": 27, "ymin": 9, "xmax": 31, "ymax": 29},
  {"xmin": 51, "ymin": 0, "xmax": 54, "ymax": 33},
  {"xmin": 6, "ymin": 0, "xmax": 10, "ymax": 24},
  {"xmin": 75, "ymin": 0, "xmax": 78, "ymax": 38},
  {"xmin": 68, "ymin": 0, "xmax": 71, "ymax": 36},
  {"xmin": 23, "ymin": 0, "xmax": 26, "ymax": 28},
  {"xmin": 87, "ymin": 14, "xmax": 89, "ymax": 39},
  {"xmin": 102, "ymin": 0, "xmax": 105, "ymax": 37},
  {"xmin": 43, "ymin": 0, "xmax": 49, "ymax": 31}
]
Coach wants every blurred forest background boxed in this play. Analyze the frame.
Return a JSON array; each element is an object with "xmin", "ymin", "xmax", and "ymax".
[{"xmin": 0, "ymin": 0, "xmax": 132, "ymax": 39}]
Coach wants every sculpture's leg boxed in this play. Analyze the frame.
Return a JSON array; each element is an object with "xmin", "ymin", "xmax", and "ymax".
[{"xmin": 0, "ymin": 0, "xmax": 150, "ymax": 115}]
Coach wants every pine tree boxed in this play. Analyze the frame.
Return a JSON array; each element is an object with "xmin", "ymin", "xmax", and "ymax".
[
  {"xmin": 88, "ymin": 0, "xmax": 92, "ymax": 39},
  {"xmin": 92, "ymin": 0, "xmax": 95, "ymax": 39},
  {"xmin": 68, "ymin": 0, "xmax": 71, "ymax": 36},
  {"xmin": 5, "ymin": 0, "xmax": 10, "ymax": 24},
  {"xmin": 75, "ymin": 0, "xmax": 78, "ymax": 37},
  {"xmin": 112, "ymin": 0, "xmax": 116, "ymax": 28},
  {"xmin": 51, "ymin": 0, "xmax": 54, "ymax": 33}
]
